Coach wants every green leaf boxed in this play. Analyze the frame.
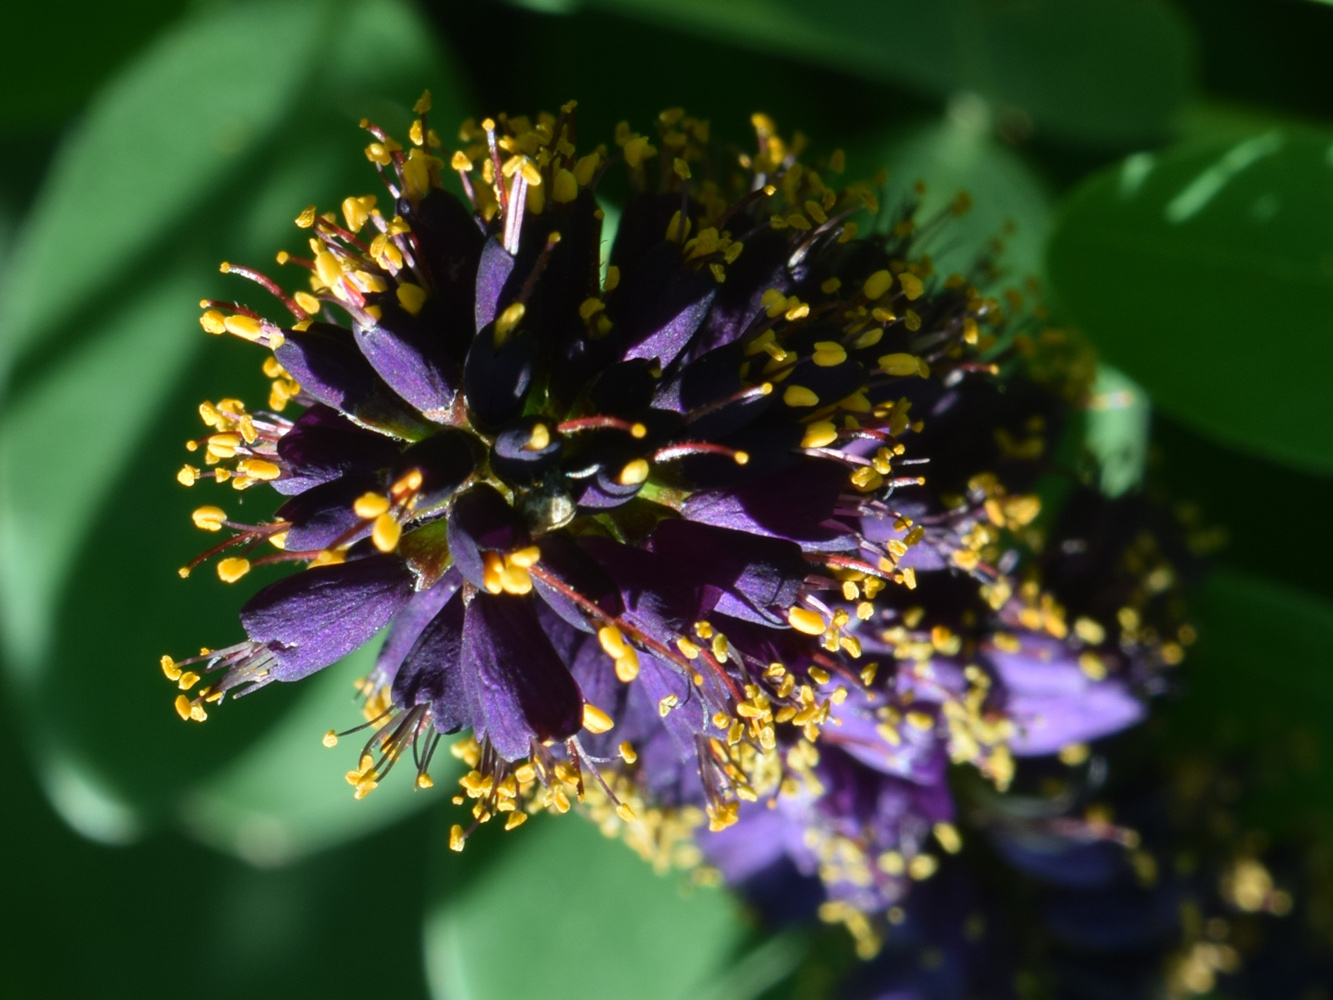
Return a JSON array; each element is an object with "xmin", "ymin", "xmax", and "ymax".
[
  {"xmin": 866, "ymin": 103, "xmax": 1052, "ymax": 280},
  {"xmin": 1165, "ymin": 569, "xmax": 1333, "ymax": 830},
  {"xmin": 0, "ymin": 0, "xmax": 467, "ymax": 837},
  {"xmin": 1047, "ymin": 128, "xmax": 1333, "ymax": 477},
  {"xmin": 564, "ymin": 0, "xmax": 1193, "ymax": 145},
  {"xmin": 1085, "ymin": 364, "xmax": 1150, "ymax": 497},
  {"xmin": 0, "ymin": 0, "xmax": 328, "ymax": 376},
  {"xmin": 424, "ymin": 815, "xmax": 747, "ymax": 1000}
]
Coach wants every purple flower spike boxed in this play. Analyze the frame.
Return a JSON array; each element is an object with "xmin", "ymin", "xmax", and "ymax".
[{"xmin": 168, "ymin": 98, "xmax": 1188, "ymax": 946}]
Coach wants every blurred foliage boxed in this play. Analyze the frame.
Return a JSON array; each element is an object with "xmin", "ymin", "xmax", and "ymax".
[{"xmin": 2, "ymin": 0, "xmax": 1332, "ymax": 997}]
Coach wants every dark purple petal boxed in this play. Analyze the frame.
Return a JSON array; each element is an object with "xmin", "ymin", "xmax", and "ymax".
[
  {"xmin": 398, "ymin": 188, "xmax": 482, "ymax": 360},
  {"xmin": 276, "ymin": 474, "xmax": 378, "ymax": 551},
  {"xmin": 394, "ymin": 586, "xmax": 474, "ymax": 733},
  {"xmin": 611, "ymin": 240, "xmax": 717, "ymax": 367},
  {"xmin": 446, "ymin": 484, "xmax": 530, "ymax": 589},
  {"xmin": 273, "ymin": 405, "xmax": 400, "ymax": 495},
  {"xmin": 682, "ymin": 461, "xmax": 852, "ymax": 547},
  {"xmin": 240, "ymin": 554, "xmax": 415, "ymax": 680},
  {"xmin": 391, "ymin": 430, "xmax": 481, "ymax": 511},
  {"xmin": 274, "ymin": 322, "xmax": 378, "ymax": 411},
  {"xmin": 689, "ymin": 229, "xmax": 792, "ymax": 357},
  {"xmin": 646, "ymin": 519, "xmax": 807, "ymax": 625},
  {"xmin": 530, "ymin": 530, "xmax": 624, "ymax": 632},
  {"xmin": 354, "ymin": 303, "xmax": 461, "ymax": 420},
  {"xmin": 461, "ymin": 594, "xmax": 583, "ymax": 760},
  {"xmin": 473, "ymin": 237, "xmax": 515, "ymax": 332},
  {"xmin": 376, "ymin": 569, "xmax": 461, "ymax": 683}
]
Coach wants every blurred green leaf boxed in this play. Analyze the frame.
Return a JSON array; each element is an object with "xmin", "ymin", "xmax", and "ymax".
[
  {"xmin": 0, "ymin": 0, "xmax": 328, "ymax": 377},
  {"xmin": 1047, "ymin": 128, "xmax": 1333, "ymax": 477},
  {"xmin": 182, "ymin": 637, "xmax": 452, "ymax": 865},
  {"xmin": 424, "ymin": 815, "xmax": 746, "ymax": 1000},
  {"xmin": 866, "ymin": 100, "xmax": 1052, "ymax": 280},
  {"xmin": 1165, "ymin": 569, "xmax": 1333, "ymax": 830},
  {"xmin": 0, "ymin": 0, "xmax": 466, "ymax": 836},
  {"xmin": 1085, "ymin": 364, "xmax": 1150, "ymax": 497},
  {"xmin": 0, "ymin": 2, "xmax": 191, "ymax": 130},
  {"xmin": 561, "ymin": 0, "xmax": 1193, "ymax": 145}
]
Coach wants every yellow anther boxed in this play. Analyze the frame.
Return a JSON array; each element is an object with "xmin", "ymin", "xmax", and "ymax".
[
  {"xmin": 783, "ymin": 385, "xmax": 819, "ymax": 407},
  {"xmin": 933, "ymin": 822, "xmax": 962, "ymax": 854},
  {"xmin": 676, "ymin": 637, "xmax": 701, "ymax": 659},
  {"xmin": 615, "ymin": 648, "xmax": 639, "ymax": 683},
  {"xmin": 879, "ymin": 353, "xmax": 927, "ymax": 377},
  {"xmin": 829, "ymin": 149, "xmax": 846, "ymax": 173},
  {"xmin": 812, "ymin": 341, "xmax": 847, "ymax": 367},
  {"xmin": 391, "ymin": 468, "xmax": 424, "ymax": 495},
  {"xmin": 603, "ymin": 265, "xmax": 620, "ymax": 292},
  {"xmin": 413, "ymin": 89, "xmax": 432, "ymax": 114},
  {"xmin": 314, "ymin": 251, "xmax": 343, "ymax": 288},
  {"xmin": 191, "ymin": 505, "xmax": 227, "ymax": 532},
  {"xmin": 618, "ymin": 741, "xmax": 638, "ymax": 764},
  {"xmin": 904, "ymin": 310, "xmax": 922, "ymax": 332},
  {"xmin": 524, "ymin": 424, "xmax": 551, "ymax": 451},
  {"xmin": 629, "ymin": 423, "xmax": 647, "ymax": 439},
  {"xmin": 863, "ymin": 270, "xmax": 893, "ymax": 300},
  {"xmin": 372, "ymin": 513, "xmax": 401, "ymax": 552},
  {"xmin": 322, "ymin": 730, "xmax": 339, "ymax": 748},
  {"xmin": 1074, "ymin": 617, "xmax": 1106, "ymax": 645},
  {"xmin": 403, "ymin": 148, "xmax": 434, "ymax": 200},
  {"xmin": 495, "ymin": 302, "xmax": 526, "ymax": 343},
  {"xmin": 177, "ymin": 464, "xmax": 200, "ymax": 487},
  {"xmin": 416, "ymin": 773, "xmax": 434, "ymax": 789},
  {"xmin": 804, "ymin": 200, "xmax": 828, "ymax": 225},
  {"xmin": 450, "ymin": 150, "xmax": 473, "ymax": 172},
  {"xmin": 354, "ymin": 492, "xmax": 391, "ymax": 519},
  {"xmin": 665, "ymin": 209, "xmax": 691, "ymax": 243},
  {"xmin": 898, "ymin": 272, "xmax": 924, "ymax": 300},
  {"xmin": 658, "ymin": 694, "xmax": 679, "ymax": 717},
  {"xmin": 295, "ymin": 205, "xmax": 317, "ymax": 228},
  {"xmin": 237, "ymin": 459, "xmax": 280, "ymax": 480},
  {"xmin": 397, "ymin": 283, "xmax": 428, "ymax": 316},
  {"xmin": 582, "ymin": 703, "xmax": 615, "ymax": 734},
  {"xmin": 160, "ymin": 655, "xmax": 182, "ymax": 681},
  {"xmin": 617, "ymin": 459, "xmax": 650, "ymax": 486},
  {"xmin": 449, "ymin": 824, "xmax": 466, "ymax": 851},
  {"xmin": 504, "ymin": 811, "xmax": 527, "ymax": 831},
  {"xmin": 174, "ymin": 695, "xmax": 194, "ymax": 721},
  {"xmin": 508, "ymin": 545, "xmax": 542, "ymax": 568},
  {"xmin": 217, "ymin": 557, "xmax": 251, "ymax": 583},
  {"xmin": 224, "ymin": 314, "xmax": 263, "ymax": 341},
  {"xmin": 294, "ymin": 290, "xmax": 321, "ymax": 316},
  {"xmin": 788, "ymin": 607, "xmax": 826, "ymax": 635},
  {"xmin": 673, "ymin": 157, "xmax": 691, "ymax": 180},
  {"xmin": 578, "ymin": 297, "xmax": 605, "ymax": 320},
  {"xmin": 598, "ymin": 625, "xmax": 627, "ymax": 658},
  {"xmin": 623, "ymin": 135, "xmax": 655, "ymax": 168},
  {"xmin": 550, "ymin": 168, "xmax": 579, "ymax": 203},
  {"xmin": 341, "ymin": 195, "xmax": 377, "ymax": 233},
  {"xmin": 409, "ymin": 119, "xmax": 425, "ymax": 147},
  {"xmin": 199, "ymin": 309, "xmax": 227, "ymax": 334}
]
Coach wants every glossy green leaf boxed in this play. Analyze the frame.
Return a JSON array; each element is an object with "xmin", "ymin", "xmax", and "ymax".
[
  {"xmin": 424, "ymin": 815, "xmax": 746, "ymax": 1000},
  {"xmin": 1165, "ymin": 569, "xmax": 1333, "ymax": 829},
  {"xmin": 1048, "ymin": 128, "xmax": 1333, "ymax": 477},
  {"xmin": 564, "ymin": 0, "xmax": 1193, "ymax": 145},
  {"xmin": 182, "ymin": 638, "xmax": 451, "ymax": 865},
  {"xmin": 868, "ymin": 103, "xmax": 1052, "ymax": 280},
  {"xmin": 0, "ymin": 0, "xmax": 466, "ymax": 836}
]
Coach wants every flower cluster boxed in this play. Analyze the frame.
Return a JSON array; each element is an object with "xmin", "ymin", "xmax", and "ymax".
[{"xmin": 164, "ymin": 94, "xmax": 1187, "ymax": 951}]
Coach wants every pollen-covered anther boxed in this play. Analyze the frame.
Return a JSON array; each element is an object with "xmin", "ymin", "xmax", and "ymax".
[
  {"xmin": 191, "ymin": 506, "xmax": 227, "ymax": 532},
  {"xmin": 216, "ymin": 557, "xmax": 251, "ymax": 583},
  {"xmin": 788, "ymin": 607, "xmax": 827, "ymax": 635},
  {"xmin": 582, "ymin": 703, "xmax": 615, "ymax": 734}
]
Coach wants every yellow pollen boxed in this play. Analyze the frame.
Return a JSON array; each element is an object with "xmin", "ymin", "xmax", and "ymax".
[
  {"xmin": 372, "ymin": 513, "xmax": 401, "ymax": 552},
  {"xmin": 322, "ymin": 730, "xmax": 339, "ymax": 748},
  {"xmin": 354, "ymin": 493, "xmax": 391, "ymax": 519},
  {"xmin": 603, "ymin": 265, "xmax": 620, "ymax": 292},
  {"xmin": 788, "ymin": 607, "xmax": 826, "ymax": 635},
  {"xmin": 801, "ymin": 421, "xmax": 838, "ymax": 449},
  {"xmin": 615, "ymin": 647, "xmax": 639, "ymax": 683},
  {"xmin": 449, "ymin": 824, "xmax": 466, "ymax": 852},
  {"xmin": 397, "ymin": 283, "xmax": 428, "ymax": 315},
  {"xmin": 812, "ymin": 341, "xmax": 847, "ymax": 367},
  {"xmin": 495, "ymin": 302, "xmax": 526, "ymax": 342},
  {"xmin": 224, "ymin": 315, "xmax": 263, "ymax": 341},
  {"xmin": 504, "ymin": 811, "xmax": 527, "ymax": 831},
  {"xmin": 174, "ymin": 694, "xmax": 194, "ymax": 721},
  {"xmin": 236, "ymin": 458, "xmax": 280, "ymax": 480},
  {"xmin": 934, "ymin": 822, "xmax": 962, "ymax": 854},
  {"xmin": 295, "ymin": 205, "xmax": 317, "ymax": 228},
  {"xmin": 160, "ymin": 655, "xmax": 182, "ymax": 681},
  {"xmin": 617, "ymin": 459, "xmax": 650, "ymax": 486},
  {"xmin": 314, "ymin": 251, "xmax": 343, "ymax": 288},
  {"xmin": 294, "ymin": 290, "xmax": 321, "ymax": 315},
  {"xmin": 598, "ymin": 626, "xmax": 627, "ymax": 658},
  {"xmin": 525, "ymin": 424, "xmax": 551, "ymax": 451},
  {"xmin": 217, "ymin": 557, "xmax": 251, "ymax": 583},
  {"xmin": 618, "ymin": 741, "xmax": 637, "ymax": 764},
  {"xmin": 552, "ymin": 168, "xmax": 578, "ymax": 203},
  {"xmin": 191, "ymin": 506, "xmax": 226, "ymax": 531},
  {"xmin": 582, "ymin": 703, "xmax": 615, "ymax": 734},
  {"xmin": 863, "ymin": 270, "xmax": 893, "ymax": 300},
  {"xmin": 783, "ymin": 385, "xmax": 819, "ymax": 407},
  {"xmin": 898, "ymin": 272, "xmax": 924, "ymax": 300},
  {"xmin": 199, "ymin": 310, "xmax": 227, "ymax": 334},
  {"xmin": 879, "ymin": 353, "xmax": 928, "ymax": 378}
]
